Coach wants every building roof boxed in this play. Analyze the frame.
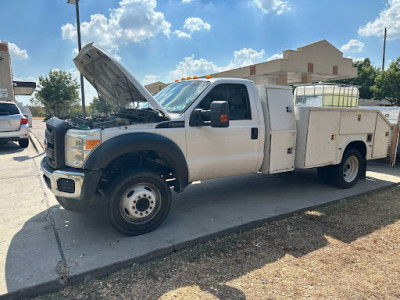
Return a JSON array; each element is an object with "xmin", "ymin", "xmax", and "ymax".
[{"xmin": 145, "ymin": 40, "xmax": 358, "ymax": 92}]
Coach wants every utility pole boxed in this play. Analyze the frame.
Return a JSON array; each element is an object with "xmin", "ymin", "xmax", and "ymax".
[
  {"xmin": 67, "ymin": 0, "xmax": 86, "ymax": 117},
  {"xmin": 382, "ymin": 27, "xmax": 387, "ymax": 71}
]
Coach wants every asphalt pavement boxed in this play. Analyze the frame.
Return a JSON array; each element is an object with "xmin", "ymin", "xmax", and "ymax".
[{"xmin": 1, "ymin": 125, "xmax": 400, "ymax": 298}]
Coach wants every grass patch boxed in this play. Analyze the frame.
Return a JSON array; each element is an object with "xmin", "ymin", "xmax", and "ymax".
[{"xmin": 37, "ymin": 185, "xmax": 400, "ymax": 300}]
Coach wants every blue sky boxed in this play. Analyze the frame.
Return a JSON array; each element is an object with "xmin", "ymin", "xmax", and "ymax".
[{"xmin": 1, "ymin": 0, "xmax": 399, "ymax": 105}]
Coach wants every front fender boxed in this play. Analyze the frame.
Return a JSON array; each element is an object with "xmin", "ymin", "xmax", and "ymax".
[{"xmin": 84, "ymin": 132, "xmax": 189, "ymax": 192}]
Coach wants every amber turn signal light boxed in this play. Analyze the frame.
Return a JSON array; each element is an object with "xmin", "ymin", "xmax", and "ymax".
[{"xmin": 86, "ymin": 139, "xmax": 101, "ymax": 150}]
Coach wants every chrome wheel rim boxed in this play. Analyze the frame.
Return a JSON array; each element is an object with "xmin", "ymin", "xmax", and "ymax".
[
  {"xmin": 343, "ymin": 156, "xmax": 359, "ymax": 183},
  {"xmin": 120, "ymin": 183, "xmax": 160, "ymax": 224}
]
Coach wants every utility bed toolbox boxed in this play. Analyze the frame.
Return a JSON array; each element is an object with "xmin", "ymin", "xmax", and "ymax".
[{"xmin": 294, "ymin": 106, "xmax": 392, "ymax": 168}]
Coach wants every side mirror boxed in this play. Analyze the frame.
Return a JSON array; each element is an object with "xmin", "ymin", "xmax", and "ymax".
[
  {"xmin": 210, "ymin": 101, "xmax": 229, "ymax": 128},
  {"xmin": 189, "ymin": 109, "xmax": 206, "ymax": 127},
  {"xmin": 189, "ymin": 100, "xmax": 230, "ymax": 127}
]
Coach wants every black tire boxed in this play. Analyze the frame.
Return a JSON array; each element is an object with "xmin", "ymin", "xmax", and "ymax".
[
  {"xmin": 19, "ymin": 138, "xmax": 29, "ymax": 148},
  {"xmin": 107, "ymin": 170, "xmax": 172, "ymax": 236},
  {"xmin": 330, "ymin": 149, "xmax": 362, "ymax": 189}
]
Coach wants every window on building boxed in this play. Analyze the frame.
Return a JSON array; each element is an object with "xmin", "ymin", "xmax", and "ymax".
[
  {"xmin": 333, "ymin": 65, "xmax": 338, "ymax": 75},
  {"xmin": 308, "ymin": 63, "xmax": 314, "ymax": 73},
  {"xmin": 197, "ymin": 84, "xmax": 251, "ymax": 120},
  {"xmin": 0, "ymin": 44, "xmax": 8, "ymax": 52},
  {"xmin": 250, "ymin": 65, "xmax": 256, "ymax": 76}
]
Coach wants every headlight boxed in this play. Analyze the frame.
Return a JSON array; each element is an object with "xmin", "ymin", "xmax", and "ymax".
[{"xmin": 65, "ymin": 129, "xmax": 101, "ymax": 168}]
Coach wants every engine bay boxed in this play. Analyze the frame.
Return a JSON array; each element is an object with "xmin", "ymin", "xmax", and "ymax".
[{"xmin": 68, "ymin": 108, "xmax": 167, "ymax": 130}]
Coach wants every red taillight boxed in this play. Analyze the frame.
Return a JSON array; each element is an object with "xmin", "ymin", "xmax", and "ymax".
[{"xmin": 20, "ymin": 118, "xmax": 28, "ymax": 125}]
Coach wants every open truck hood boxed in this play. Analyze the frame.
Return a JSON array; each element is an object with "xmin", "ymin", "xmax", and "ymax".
[{"xmin": 74, "ymin": 43, "xmax": 170, "ymax": 119}]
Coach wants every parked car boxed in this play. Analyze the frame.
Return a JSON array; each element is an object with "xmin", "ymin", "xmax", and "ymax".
[
  {"xmin": 16, "ymin": 102, "xmax": 33, "ymax": 128},
  {"xmin": 0, "ymin": 101, "xmax": 30, "ymax": 148}
]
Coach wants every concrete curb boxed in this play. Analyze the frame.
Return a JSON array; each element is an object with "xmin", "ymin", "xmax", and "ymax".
[
  {"xmin": 2, "ymin": 180, "xmax": 398, "ymax": 299},
  {"xmin": 29, "ymin": 130, "xmax": 44, "ymax": 154}
]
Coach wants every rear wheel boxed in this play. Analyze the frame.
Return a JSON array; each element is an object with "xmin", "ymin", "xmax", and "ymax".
[
  {"xmin": 107, "ymin": 170, "xmax": 172, "ymax": 236},
  {"xmin": 330, "ymin": 149, "xmax": 362, "ymax": 189},
  {"xmin": 19, "ymin": 138, "xmax": 29, "ymax": 148}
]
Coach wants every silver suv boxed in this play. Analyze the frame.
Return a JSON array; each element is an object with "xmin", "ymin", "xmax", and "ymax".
[{"xmin": 0, "ymin": 101, "xmax": 29, "ymax": 148}]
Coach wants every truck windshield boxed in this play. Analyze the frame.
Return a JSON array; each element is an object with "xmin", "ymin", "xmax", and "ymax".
[{"xmin": 153, "ymin": 81, "xmax": 210, "ymax": 114}]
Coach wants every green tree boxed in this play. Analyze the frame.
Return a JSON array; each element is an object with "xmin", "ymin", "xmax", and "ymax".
[
  {"xmin": 330, "ymin": 58, "xmax": 380, "ymax": 99},
  {"xmin": 372, "ymin": 57, "xmax": 400, "ymax": 104},
  {"xmin": 31, "ymin": 70, "xmax": 80, "ymax": 118},
  {"xmin": 90, "ymin": 96, "xmax": 112, "ymax": 115}
]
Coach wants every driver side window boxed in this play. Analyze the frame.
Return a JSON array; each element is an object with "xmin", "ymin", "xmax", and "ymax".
[{"xmin": 197, "ymin": 84, "xmax": 251, "ymax": 120}]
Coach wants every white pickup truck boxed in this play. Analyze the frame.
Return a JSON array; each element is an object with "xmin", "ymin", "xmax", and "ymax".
[{"xmin": 41, "ymin": 44, "xmax": 396, "ymax": 235}]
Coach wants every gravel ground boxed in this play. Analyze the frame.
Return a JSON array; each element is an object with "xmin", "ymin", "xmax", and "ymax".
[{"xmin": 37, "ymin": 185, "xmax": 400, "ymax": 300}]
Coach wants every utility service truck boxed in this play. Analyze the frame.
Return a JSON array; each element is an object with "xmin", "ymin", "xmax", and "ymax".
[{"xmin": 41, "ymin": 44, "xmax": 396, "ymax": 235}]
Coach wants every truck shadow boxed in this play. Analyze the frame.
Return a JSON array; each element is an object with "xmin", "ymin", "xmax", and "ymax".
[
  {"xmin": 4, "ymin": 167, "xmax": 400, "ymax": 298},
  {"xmin": 152, "ymin": 184, "xmax": 400, "ymax": 300}
]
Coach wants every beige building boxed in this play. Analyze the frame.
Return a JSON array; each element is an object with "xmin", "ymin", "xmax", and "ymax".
[
  {"xmin": 145, "ymin": 81, "xmax": 168, "ymax": 95},
  {"xmin": 145, "ymin": 40, "xmax": 357, "ymax": 94},
  {"xmin": 0, "ymin": 42, "xmax": 15, "ymax": 101},
  {"xmin": 0, "ymin": 41, "xmax": 36, "ymax": 101}
]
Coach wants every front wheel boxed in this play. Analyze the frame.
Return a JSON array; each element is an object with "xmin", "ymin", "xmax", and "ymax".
[
  {"xmin": 331, "ymin": 149, "xmax": 362, "ymax": 189},
  {"xmin": 107, "ymin": 170, "xmax": 172, "ymax": 236}
]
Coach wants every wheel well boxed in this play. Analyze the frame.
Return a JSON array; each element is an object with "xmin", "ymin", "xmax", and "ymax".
[
  {"xmin": 99, "ymin": 151, "xmax": 177, "ymax": 192},
  {"xmin": 345, "ymin": 141, "xmax": 367, "ymax": 158}
]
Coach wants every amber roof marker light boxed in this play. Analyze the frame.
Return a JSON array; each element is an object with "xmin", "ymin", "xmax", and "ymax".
[{"xmin": 206, "ymin": 75, "xmax": 212, "ymax": 79}]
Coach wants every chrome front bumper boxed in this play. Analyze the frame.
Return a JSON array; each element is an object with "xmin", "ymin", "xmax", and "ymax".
[{"xmin": 41, "ymin": 158, "xmax": 85, "ymax": 199}]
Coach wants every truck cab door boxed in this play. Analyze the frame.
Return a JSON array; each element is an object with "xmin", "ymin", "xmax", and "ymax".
[{"xmin": 185, "ymin": 83, "xmax": 261, "ymax": 182}]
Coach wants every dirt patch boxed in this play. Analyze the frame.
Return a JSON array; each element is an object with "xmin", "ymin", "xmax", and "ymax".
[{"xmin": 37, "ymin": 185, "xmax": 400, "ymax": 300}]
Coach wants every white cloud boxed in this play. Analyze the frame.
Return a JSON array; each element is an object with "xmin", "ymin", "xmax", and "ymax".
[
  {"xmin": 168, "ymin": 48, "xmax": 265, "ymax": 81},
  {"xmin": 226, "ymin": 48, "xmax": 265, "ymax": 69},
  {"xmin": 253, "ymin": 0, "xmax": 291, "ymax": 15},
  {"xmin": 61, "ymin": 0, "xmax": 171, "ymax": 56},
  {"xmin": 346, "ymin": 56, "xmax": 365, "ymax": 63},
  {"xmin": 143, "ymin": 74, "xmax": 160, "ymax": 85},
  {"xmin": 61, "ymin": 23, "xmax": 76, "ymax": 40},
  {"xmin": 266, "ymin": 53, "xmax": 283, "ymax": 61},
  {"xmin": 8, "ymin": 42, "xmax": 29, "ymax": 60},
  {"xmin": 181, "ymin": 0, "xmax": 193, "ymax": 3},
  {"xmin": 358, "ymin": 0, "xmax": 400, "ymax": 40},
  {"xmin": 340, "ymin": 39, "xmax": 365, "ymax": 53},
  {"xmin": 21, "ymin": 76, "xmax": 37, "ymax": 83},
  {"xmin": 353, "ymin": 57, "xmax": 365, "ymax": 63},
  {"xmin": 169, "ymin": 55, "xmax": 220, "ymax": 81},
  {"xmin": 183, "ymin": 17, "xmax": 211, "ymax": 32},
  {"xmin": 174, "ymin": 30, "xmax": 191, "ymax": 38},
  {"xmin": 72, "ymin": 48, "xmax": 79, "ymax": 57}
]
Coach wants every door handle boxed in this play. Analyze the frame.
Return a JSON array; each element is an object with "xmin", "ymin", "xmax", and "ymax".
[{"xmin": 251, "ymin": 128, "xmax": 258, "ymax": 140}]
